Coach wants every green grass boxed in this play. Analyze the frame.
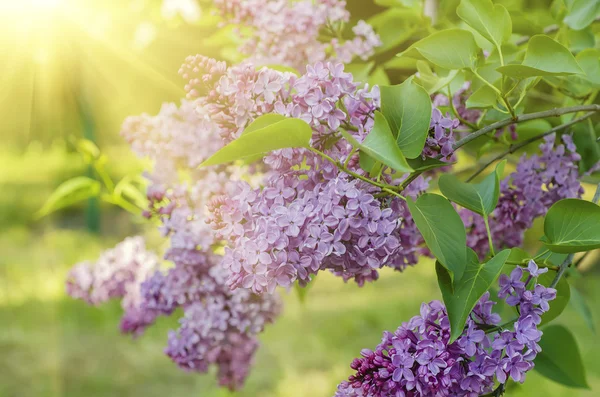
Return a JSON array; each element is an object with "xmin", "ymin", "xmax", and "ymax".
[{"xmin": 1, "ymin": 147, "xmax": 600, "ymax": 396}]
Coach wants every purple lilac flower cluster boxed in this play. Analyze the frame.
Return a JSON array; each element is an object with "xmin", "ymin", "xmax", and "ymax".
[
  {"xmin": 462, "ymin": 134, "xmax": 583, "ymax": 257},
  {"xmin": 423, "ymin": 108, "xmax": 459, "ymax": 161},
  {"xmin": 334, "ymin": 261, "xmax": 556, "ymax": 397},
  {"xmin": 66, "ymin": 237, "xmax": 162, "ymax": 335},
  {"xmin": 196, "ymin": 61, "xmax": 433, "ymax": 293},
  {"xmin": 213, "ymin": 0, "xmax": 380, "ymax": 70},
  {"xmin": 143, "ymin": 253, "xmax": 281, "ymax": 389}
]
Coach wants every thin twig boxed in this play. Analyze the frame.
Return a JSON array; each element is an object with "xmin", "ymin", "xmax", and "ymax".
[{"xmin": 465, "ymin": 111, "xmax": 597, "ymax": 182}]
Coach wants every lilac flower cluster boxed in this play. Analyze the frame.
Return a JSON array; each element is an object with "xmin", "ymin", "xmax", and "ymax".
[
  {"xmin": 462, "ymin": 134, "xmax": 584, "ymax": 257},
  {"xmin": 66, "ymin": 237, "xmax": 162, "ymax": 335},
  {"xmin": 422, "ymin": 108, "xmax": 459, "ymax": 161},
  {"xmin": 334, "ymin": 261, "xmax": 556, "ymax": 397},
  {"xmin": 143, "ymin": 253, "xmax": 281, "ymax": 389},
  {"xmin": 213, "ymin": 0, "xmax": 380, "ymax": 70},
  {"xmin": 195, "ymin": 61, "xmax": 432, "ymax": 293}
]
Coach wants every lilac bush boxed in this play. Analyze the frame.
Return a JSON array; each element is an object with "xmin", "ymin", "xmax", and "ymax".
[{"xmin": 55, "ymin": 0, "xmax": 600, "ymax": 394}]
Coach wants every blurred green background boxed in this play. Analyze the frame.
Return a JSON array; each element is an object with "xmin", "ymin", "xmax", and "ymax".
[{"xmin": 1, "ymin": 0, "xmax": 600, "ymax": 396}]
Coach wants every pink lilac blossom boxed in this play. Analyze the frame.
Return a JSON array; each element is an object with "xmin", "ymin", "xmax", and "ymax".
[
  {"xmin": 334, "ymin": 262, "xmax": 556, "ymax": 397},
  {"xmin": 213, "ymin": 0, "xmax": 380, "ymax": 70},
  {"xmin": 462, "ymin": 134, "xmax": 583, "ymax": 257},
  {"xmin": 66, "ymin": 237, "xmax": 161, "ymax": 335}
]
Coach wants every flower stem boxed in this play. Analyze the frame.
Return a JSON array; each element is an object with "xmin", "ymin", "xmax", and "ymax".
[
  {"xmin": 308, "ymin": 147, "xmax": 406, "ymax": 201},
  {"xmin": 483, "ymin": 213, "xmax": 495, "ymax": 257}
]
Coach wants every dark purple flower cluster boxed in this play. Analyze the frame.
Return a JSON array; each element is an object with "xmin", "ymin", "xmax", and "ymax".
[
  {"xmin": 462, "ymin": 134, "xmax": 584, "ymax": 257},
  {"xmin": 334, "ymin": 262, "xmax": 556, "ymax": 397},
  {"xmin": 422, "ymin": 108, "xmax": 459, "ymax": 160}
]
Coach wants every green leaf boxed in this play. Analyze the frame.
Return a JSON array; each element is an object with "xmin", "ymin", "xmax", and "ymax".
[
  {"xmin": 497, "ymin": 35, "xmax": 584, "ymax": 78},
  {"xmin": 368, "ymin": 67, "xmax": 391, "ymax": 86},
  {"xmin": 437, "ymin": 248, "xmax": 511, "ymax": 342},
  {"xmin": 563, "ymin": 0, "xmax": 600, "ymax": 31},
  {"xmin": 368, "ymin": 9, "xmax": 421, "ymax": 53},
  {"xmin": 570, "ymin": 286, "xmax": 596, "ymax": 333},
  {"xmin": 535, "ymin": 325, "xmax": 590, "ymax": 389},
  {"xmin": 397, "ymin": 29, "xmax": 480, "ymax": 70},
  {"xmin": 406, "ymin": 157, "xmax": 449, "ymax": 172},
  {"xmin": 414, "ymin": 61, "xmax": 460, "ymax": 95},
  {"xmin": 572, "ymin": 120, "xmax": 600, "ymax": 174},
  {"xmin": 380, "ymin": 79, "xmax": 432, "ymax": 158},
  {"xmin": 201, "ymin": 117, "xmax": 312, "ymax": 167},
  {"xmin": 543, "ymin": 198, "xmax": 600, "ymax": 253},
  {"xmin": 407, "ymin": 193, "xmax": 467, "ymax": 283},
  {"xmin": 537, "ymin": 271, "xmax": 570, "ymax": 326},
  {"xmin": 36, "ymin": 177, "xmax": 101, "ymax": 218},
  {"xmin": 465, "ymin": 84, "xmax": 499, "ymax": 109},
  {"xmin": 340, "ymin": 111, "xmax": 413, "ymax": 173},
  {"xmin": 438, "ymin": 160, "xmax": 506, "ymax": 216},
  {"xmin": 456, "ymin": 0, "xmax": 512, "ymax": 52},
  {"xmin": 243, "ymin": 114, "xmax": 287, "ymax": 135},
  {"xmin": 575, "ymin": 49, "xmax": 600, "ymax": 87}
]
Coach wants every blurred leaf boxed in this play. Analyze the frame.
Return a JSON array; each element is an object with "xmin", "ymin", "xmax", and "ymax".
[
  {"xmin": 437, "ymin": 249, "xmax": 510, "ymax": 342},
  {"xmin": 535, "ymin": 325, "xmax": 590, "ymax": 389},
  {"xmin": 397, "ymin": 29, "xmax": 479, "ymax": 70},
  {"xmin": 563, "ymin": 0, "xmax": 600, "ymax": 31},
  {"xmin": 345, "ymin": 62, "xmax": 374, "ymax": 82},
  {"xmin": 75, "ymin": 139, "xmax": 101, "ymax": 164},
  {"xmin": 380, "ymin": 78, "xmax": 432, "ymax": 158},
  {"xmin": 537, "ymin": 271, "xmax": 570, "ymax": 325},
  {"xmin": 566, "ymin": 28, "xmax": 595, "ymax": 53},
  {"xmin": 457, "ymin": 0, "xmax": 512, "ymax": 52},
  {"xmin": 497, "ymin": 35, "xmax": 584, "ymax": 78},
  {"xmin": 340, "ymin": 112, "xmax": 413, "ymax": 173},
  {"xmin": 570, "ymin": 286, "xmax": 596, "ymax": 333},
  {"xmin": 575, "ymin": 49, "xmax": 600, "ymax": 87},
  {"xmin": 114, "ymin": 176, "xmax": 147, "ymax": 209},
  {"xmin": 36, "ymin": 177, "xmax": 101, "ymax": 218},
  {"xmin": 572, "ymin": 120, "xmax": 600, "ymax": 174},
  {"xmin": 201, "ymin": 117, "xmax": 312, "ymax": 167},
  {"xmin": 368, "ymin": 67, "xmax": 391, "ymax": 86},
  {"xmin": 439, "ymin": 160, "xmax": 506, "ymax": 216},
  {"xmin": 408, "ymin": 193, "xmax": 467, "ymax": 283},
  {"xmin": 515, "ymin": 119, "xmax": 553, "ymax": 142},
  {"xmin": 543, "ymin": 199, "xmax": 600, "ymax": 253},
  {"xmin": 369, "ymin": 9, "xmax": 421, "ymax": 53},
  {"xmin": 466, "ymin": 84, "xmax": 499, "ymax": 109}
]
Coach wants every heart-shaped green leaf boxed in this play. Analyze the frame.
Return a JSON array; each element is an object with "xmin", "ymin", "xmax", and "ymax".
[
  {"xmin": 535, "ymin": 325, "xmax": 590, "ymax": 389},
  {"xmin": 465, "ymin": 84, "xmax": 499, "ymax": 109},
  {"xmin": 457, "ymin": 0, "xmax": 512, "ymax": 52},
  {"xmin": 397, "ymin": 29, "xmax": 479, "ymax": 70},
  {"xmin": 380, "ymin": 78, "xmax": 432, "ymax": 158},
  {"xmin": 497, "ymin": 35, "xmax": 584, "ymax": 78},
  {"xmin": 439, "ymin": 160, "xmax": 506, "ymax": 216},
  {"xmin": 543, "ymin": 198, "xmax": 600, "ymax": 253},
  {"xmin": 437, "ymin": 248, "xmax": 511, "ymax": 342},
  {"xmin": 407, "ymin": 193, "xmax": 467, "ymax": 283},
  {"xmin": 340, "ymin": 111, "xmax": 413, "ymax": 173}
]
